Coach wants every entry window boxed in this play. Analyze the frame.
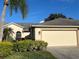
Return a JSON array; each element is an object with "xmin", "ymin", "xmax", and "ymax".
[{"xmin": 16, "ymin": 31, "xmax": 21, "ymax": 40}]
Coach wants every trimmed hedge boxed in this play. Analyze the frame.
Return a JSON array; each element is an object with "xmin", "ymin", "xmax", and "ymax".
[
  {"xmin": 13, "ymin": 40, "xmax": 48, "ymax": 52},
  {"xmin": 0, "ymin": 42, "xmax": 13, "ymax": 57},
  {"xmin": 0, "ymin": 40, "xmax": 48, "ymax": 57}
]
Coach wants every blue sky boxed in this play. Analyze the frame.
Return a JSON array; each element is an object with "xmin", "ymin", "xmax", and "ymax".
[{"xmin": 0, "ymin": 0, "xmax": 79, "ymax": 23}]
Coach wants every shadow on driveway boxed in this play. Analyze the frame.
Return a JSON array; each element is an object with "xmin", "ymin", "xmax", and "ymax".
[{"xmin": 47, "ymin": 46, "xmax": 79, "ymax": 59}]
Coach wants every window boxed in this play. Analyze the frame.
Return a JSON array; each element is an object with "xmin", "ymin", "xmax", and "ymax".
[{"xmin": 16, "ymin": 31, "xmax": 21, "ymax": 40}]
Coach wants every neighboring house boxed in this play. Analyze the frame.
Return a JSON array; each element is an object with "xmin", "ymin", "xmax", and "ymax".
[
  {"xmin": 4, "ymin": 22, "xmax": 31, "ymax": 40},
  {"xmin": 31, "ymin": 18, "xmax": 79, "ymax": 46},
  {"xmin": 3, "ymin": 18, "xmax": 79, "ymax": 47}
]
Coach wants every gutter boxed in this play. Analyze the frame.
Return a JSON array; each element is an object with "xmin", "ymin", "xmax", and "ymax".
[{"xmin": 32, "ymin": 25, "xmax": 79, "ymax": 28}]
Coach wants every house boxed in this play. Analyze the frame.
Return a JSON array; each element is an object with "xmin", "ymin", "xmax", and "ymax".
[
  {"xmin": 4, "ymin": 18, "xmax": 79, "ymax": 47},
  {"xmin": 4, "ymin": 22, "xmax": 31, "ymax": 40},
  {"xmin": 31, "ymin": 18, "xmax": 79, "ymax": 46}
]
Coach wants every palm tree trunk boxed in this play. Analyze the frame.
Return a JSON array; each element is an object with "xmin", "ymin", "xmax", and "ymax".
[{"xmin": 0, "ymin": 5, "xmax": 7, "ymax": 41}]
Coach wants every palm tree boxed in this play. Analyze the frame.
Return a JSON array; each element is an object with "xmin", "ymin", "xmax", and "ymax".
[
  {"xmin": 0, "ymin": 0, "xmax": 27, "ymax": 41},
  {"xmin": 2, "ymin": 27, "xmax": 14, "ymax": 41}
]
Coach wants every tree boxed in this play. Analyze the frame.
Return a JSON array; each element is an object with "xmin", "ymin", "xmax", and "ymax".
[
  {"xmin": 45, "ymin": 13, "xmax": 66, "ymax": 22},
  {"xmin": 0, "ymin": 0, "xmax": 27, "ymax": 41},
  {"xmin": 2, "ymin": 27, "xmax": 14, "ymax": 41}
]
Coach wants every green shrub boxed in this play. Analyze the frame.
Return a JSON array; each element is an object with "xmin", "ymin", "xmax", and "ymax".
[
  {"xmin": 15, "ymin": 40, "xmax": 33, "ymax": 52},
  {"xmin": 29, "ymin": 40, "xmax": 48, "ymax": 51},
  {"xmin": 0, "ymin": 42, "xmax": 13, "ymax": 57},
  {"xmin": 0, "ymin": 40, "xmax": 48, "ymax": 57},
  {"xmin": 13, "ymin": 40, "xmax": 48, "ymax": 52},
  {"xmin": 34, "ymin": 40, "xmax": 48, "ymax": 50}
]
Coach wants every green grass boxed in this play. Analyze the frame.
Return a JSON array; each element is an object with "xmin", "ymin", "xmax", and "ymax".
[{"xmin": 5, "ymin": 51, "xmax": 57, "ymax": 59}]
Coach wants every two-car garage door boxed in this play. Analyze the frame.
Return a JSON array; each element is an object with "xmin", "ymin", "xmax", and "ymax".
[{"xmin": 42, "ymin": 31, "xmax": 77, "ymax": 46}]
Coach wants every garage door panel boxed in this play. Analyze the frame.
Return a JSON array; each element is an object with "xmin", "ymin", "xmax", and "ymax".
[{"xmin": 42, "ymin": 31, "xmax": 77, "ymax": 46}]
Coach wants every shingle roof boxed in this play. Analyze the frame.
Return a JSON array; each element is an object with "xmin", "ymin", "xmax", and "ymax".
[
  {"xmin": 16, "ymin": 23, "xmax": 40, "ymax": 31},
  {"xmin": 17, "ymin": 23, "xmax": 32, "ymax": 28},
  {"xmin": 42, "ymin": 18, "xmax": 79, "ymax": 25},
  {"xmin": 16, "ymin": 23, "xmax": 32, "ymax": 31}
]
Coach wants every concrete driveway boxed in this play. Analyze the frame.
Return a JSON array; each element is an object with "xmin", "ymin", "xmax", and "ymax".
[{"xmin": 47, "ymin": 47, "xmax": 79, "ymax": 59}]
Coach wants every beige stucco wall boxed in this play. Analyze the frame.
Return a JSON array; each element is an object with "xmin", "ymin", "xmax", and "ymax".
[
  {"xmin": 35, "ymin": 28, "xmax": 42, "ymax": 40},
  {"xmin": 35, "ymin": 28, "xmax": 78, "ymax": 46},
  {"xmin": 7, "ymin": 24, "xmax": 30, "ymax": 40},
  {"xmin": 77, "ymin": 30, "xmax": 79, "ymax": 46}
]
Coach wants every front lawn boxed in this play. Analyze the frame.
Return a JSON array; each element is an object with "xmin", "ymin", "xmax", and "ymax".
[{"xmin": 5, "ymin": 51, "xmax": 57, "ymax": 59}]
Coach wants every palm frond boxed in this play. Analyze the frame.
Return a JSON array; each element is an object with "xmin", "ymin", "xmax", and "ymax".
[
  {"xmin": 19, "ymin": 0, "xmax": 27, "ymax": 18},
  {"xmin": 9, "ymin": 0, "xmax": 27, "ymax": 19}
]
